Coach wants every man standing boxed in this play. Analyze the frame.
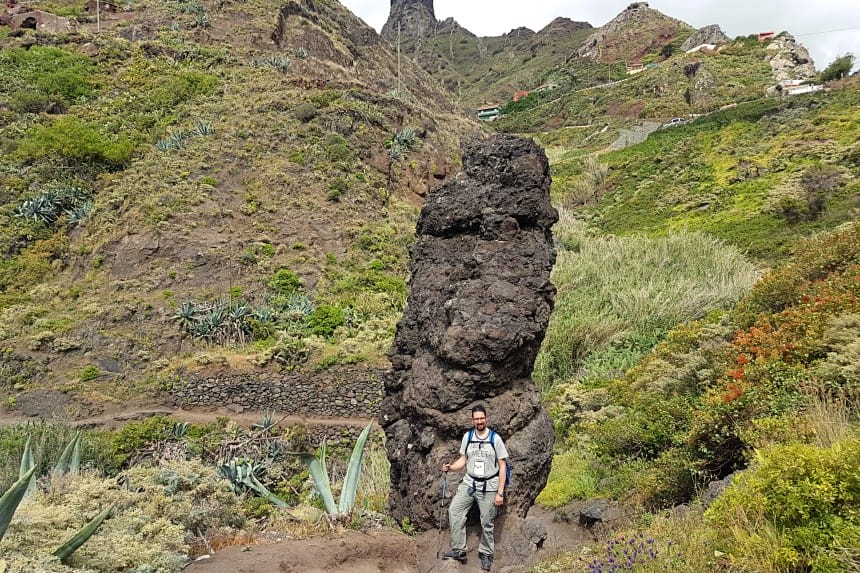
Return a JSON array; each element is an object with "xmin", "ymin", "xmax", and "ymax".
[{"xmin": 441, "ymin": 405, "xmax": 508, "ymax": 571}]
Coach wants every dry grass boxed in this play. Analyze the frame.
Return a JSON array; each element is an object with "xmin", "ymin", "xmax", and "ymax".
[{"xmin": 804, "ymin": 387, "xmax": 859, "ymax": 448}]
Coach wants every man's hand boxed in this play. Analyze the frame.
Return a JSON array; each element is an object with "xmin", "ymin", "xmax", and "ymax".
[
  {"xmin": 442, "ymin": 463, "xmax": 451, "ymax": 472},
  {"xmin": 494, "ymin": 493, "xmax": 504, "ymax": 507}
]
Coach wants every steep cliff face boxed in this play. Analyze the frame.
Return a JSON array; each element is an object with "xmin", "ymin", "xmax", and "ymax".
[
  {"xmin": 381, "ymin": 0, "xmax": 437, "ymax": 41},
  {"xmin": 381, "ymin": 135, "xmax": 558, "ymax": 530}
]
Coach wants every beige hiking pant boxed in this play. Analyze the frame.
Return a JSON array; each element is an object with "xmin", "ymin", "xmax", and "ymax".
[{"xmin": 448, "ymin": 482, "xmax": 497, "ymax": 556}]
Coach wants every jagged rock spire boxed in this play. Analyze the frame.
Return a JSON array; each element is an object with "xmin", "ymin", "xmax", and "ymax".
[
  {"xmin": 381, "ymin": 0, "xmax": 436, "ymax": 41},
  {"xmin": 391, "ymin": 0, "xmax": 434, "ymax": 18}
]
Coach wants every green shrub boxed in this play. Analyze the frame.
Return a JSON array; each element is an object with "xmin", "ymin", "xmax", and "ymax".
[
  {"xmin": 706, "ymin": 440, "xmax": 860, "ymax": 572},
  {"xmin": 733, "ymin": 222, "xmax": 860, "ymax": 327},
  {"xmin": 16, "ymin": 116, "xmax": 135, "ymax": 169},
  {"xmin": 268, "ymin": 268, "xmax": 303, "ymax": 295},
  {"xmin": 77, "ymin": 365, "xmax": 101, "ymax": 382},
  {"xmin": 0, "ymin": 46, "xmax": 94, "ymax": 105},
  {"xmin": 140, "ymin": 71, "xmax": 218, "ymax": 113},
  {"xmin": 294, "ymin": 102, "xmax": 317, "ymax": 122},
  {"xmin": 107, "ymin": 415, "xmax": 177, "ymax": 468},
  {"xmin": 536, "ymin": 451, "xmax": 598, "ymax": 507},
  {"xmin": 307, "ymin": 304, "xmax": 345, "ymax": 338}
]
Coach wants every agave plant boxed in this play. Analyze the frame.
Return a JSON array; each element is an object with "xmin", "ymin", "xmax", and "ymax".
[
  {"xmin": 394, "ymin": 127, "xmax": 417, "ymax": 150},
  {"xmin": 300, "ymin": 421, "xmax": 374, "ymax": 517},
  {"xmin": 219, "ymin": 459, "xmax": 287, "ymax": 507},
  {"xmin": 172, "ymin": 301, "xmax": 200, "ymax": 331},
  {"xmin": 194, "ymin": 120, "xmax": 214, "ymax": 136},
  {"xmin": 64, "ymin": 200, "xmax": 93, "ymax": 225}
]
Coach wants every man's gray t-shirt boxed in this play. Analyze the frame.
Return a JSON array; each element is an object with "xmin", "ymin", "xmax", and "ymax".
[{"xmin": 460, "ymin": 429, "xmax": 508, "ymax": 491}]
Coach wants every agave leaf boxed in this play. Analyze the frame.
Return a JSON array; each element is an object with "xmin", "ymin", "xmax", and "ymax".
[
  {"xmin": 54, "ymin": 431, "xmax": 82, "ymax": 475},
  {"xmin": 0, "ymin": 466, "xmax": 37, "ymax": 541},
  {"xmin": 300, "ymin": 454, "xmax": 337, "ymax": 515},
  {"xmin": 320, "ymin": 439, "xmax": 329, "ymax": 485},
  {"xmin": 69, "ymin": 432, "xmax": 81, "ymax": 474},
  {"xmin": 52, "ymin": 502, "xmax": 115, "ymax": 564},
  {"xmin": 338, "ymin": 421, "xmax": 374, "ymax": 515},
  {"xmin": 19, "ymin": 435, "xmax": 36, "ymax": 498}
]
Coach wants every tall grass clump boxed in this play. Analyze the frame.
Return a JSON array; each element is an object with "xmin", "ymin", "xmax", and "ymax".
[{"xmin": 536, "ymin": 213, "xmax": 759, "ymax": 386}]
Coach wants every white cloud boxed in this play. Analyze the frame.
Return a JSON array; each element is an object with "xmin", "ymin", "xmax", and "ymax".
[{"xmin": 339, "ymin": 0, "xmax": 860, "ymax": 71}]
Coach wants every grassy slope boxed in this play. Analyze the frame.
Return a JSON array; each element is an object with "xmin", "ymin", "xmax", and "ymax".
[
  {"xmin": 0, "ymin": 0, "xmax": 478, "ymax": 396},
  {"xmin": 564, "ymin": 86, "xmax": 860, "ymax": 260}
]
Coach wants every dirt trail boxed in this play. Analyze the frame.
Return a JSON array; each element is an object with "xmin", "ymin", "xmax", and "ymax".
[
  {"xmin": 183, "ymin": 506, "xmax": 590, "ymax": 573},
  {"xmin": 0, "ymin": 394, "xmax": 375, "ymax": 430}
]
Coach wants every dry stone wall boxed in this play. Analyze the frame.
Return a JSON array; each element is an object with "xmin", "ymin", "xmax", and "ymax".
[{"xmin": 170, "ymin": 367, "xmax": 385, "ymax": 418}]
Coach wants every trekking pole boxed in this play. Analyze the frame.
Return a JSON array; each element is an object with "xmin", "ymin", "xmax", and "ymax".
[{"xmin": 436, "ymin": 471, "xmax": 448, "ymax": 559}]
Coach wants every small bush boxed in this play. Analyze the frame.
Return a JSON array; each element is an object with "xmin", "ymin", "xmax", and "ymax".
[
  {"xmin": 77, "ymin": 365, "xmax": 101, "ymax": 381},
  {"xmin": 16, "ymin": 116, "xmax": 134, "ymax": 169},
  {"xmin": 306, "ymin": 304, "xmax": 345, "ymax": 338},
  {"xmin": 294, "ymin": 102, "xmax": 317, "ymax": 122},
  {"xmin": 268, "ymin": 268, "xmax": 303, "ymax": 295}
]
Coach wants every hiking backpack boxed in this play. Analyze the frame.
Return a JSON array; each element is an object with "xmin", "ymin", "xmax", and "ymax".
[{"xmin": 466, "ymin": 428, "xmax": 512, "ymax": 492}]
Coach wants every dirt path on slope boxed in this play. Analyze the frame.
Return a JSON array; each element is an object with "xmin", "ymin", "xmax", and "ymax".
[
  {"xmin": 0, "ymin": 388, "xmax": 374, "ymax": 430},
  {"xmin": 183, "ymin": 506, "xmax": 591, "ymax": 573}
]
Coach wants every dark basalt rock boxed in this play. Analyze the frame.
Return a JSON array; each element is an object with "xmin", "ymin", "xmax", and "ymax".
[{"xmin": 380, "ymin": 134, "xmax": 558, "ymax": 530}]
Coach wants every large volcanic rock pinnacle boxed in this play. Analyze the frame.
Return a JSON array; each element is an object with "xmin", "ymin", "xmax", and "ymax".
[{"xmin": 380, "ymin": 135, "xmax": 558, "ymax": 530}]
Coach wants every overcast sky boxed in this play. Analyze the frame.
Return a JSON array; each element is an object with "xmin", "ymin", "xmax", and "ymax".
[{"xmin": 339, "ymin": 0, "xmax": 859, "ymax": 72}]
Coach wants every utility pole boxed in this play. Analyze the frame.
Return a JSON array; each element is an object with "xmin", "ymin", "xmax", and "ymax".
[
  {"xmin": 96, "ymin": 0, "xmax": 100, "ymax": 33},
  {"xmin": 397, "ymin": 22, "xmax": 401, "ymax": 96}
]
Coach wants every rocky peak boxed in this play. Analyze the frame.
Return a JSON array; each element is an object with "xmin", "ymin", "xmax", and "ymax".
[
  {"xmin": 680, "ymin": 24, "xmax": 730, "ymax": 52},
  {"xmin": 536, "ymin": 17, "xmax": 592, "ymax": 39},
  {"xmin": 381, "ymin": 0, "xmax": 437, "ymax": 41},
  {"xmin": 576, "ymin": 1, "xmax": 692, "ymax": 62},
  {"xmin": 381, "ymin": 134, "xmax": 557, "ymax": 530}
]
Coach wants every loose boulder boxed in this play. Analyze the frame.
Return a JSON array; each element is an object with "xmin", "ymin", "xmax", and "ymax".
[{"xmin": 380, "ymin": 134, "xmax": 558, "ymax": 529}]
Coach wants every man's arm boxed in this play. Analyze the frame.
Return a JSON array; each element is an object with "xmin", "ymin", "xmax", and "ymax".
[
  {"xmin": 442, "ymin": 454, "xmax": 467, "ymax": 472},
  {"xmin": 494, "ymin": 458, "xmax": 507, "ymax": 505}
]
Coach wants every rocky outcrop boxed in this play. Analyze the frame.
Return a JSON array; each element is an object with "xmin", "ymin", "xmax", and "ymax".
[
  {"xmin": 680, "ymin": 24, "xmax": 729, "ymax": 52},
  {"xmin": 381, "ymin": 135, "xmax": 558, "ymax": 530},
  {"xmin": 381, "ymin": 0, "xmax": 436, "ymax": 42},
  {"xmin": 766, "ymin": 34, "xmax": 816, "ymax": 81}
]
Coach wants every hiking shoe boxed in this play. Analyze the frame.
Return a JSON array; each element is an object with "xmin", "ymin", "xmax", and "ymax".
[
  {"xmin": 442, "ymin": 549, "xmax": 467, "ymax": 563},
  {"xmin": 479, "ymin": 553, "xmax": 493, "ymax": 571}
]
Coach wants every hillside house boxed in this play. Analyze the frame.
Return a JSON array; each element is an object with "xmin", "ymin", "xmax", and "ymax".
[
  {"xmin": 476, "ymin": 104, "xmax": 502, "ymax": 121},
  {"xmin": 758, "ymin": 31, "xmax": 775, "ymax": 42},
  {"xmin": 685, "ymin": 43, "xmax": 716, "ymax": 54},
  {"xmin": 512, "ymin": 90, "xmax": 530, "ymax": 102},
  {"xmin": 767, "ymin": 79, "xmax": 823, "ymax": 97}
]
